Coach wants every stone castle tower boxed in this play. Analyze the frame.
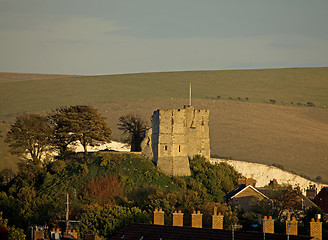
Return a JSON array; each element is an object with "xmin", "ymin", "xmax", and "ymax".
[{"xmin": 141, "ymin": 105, "xmax": 210, "ymax": 176}]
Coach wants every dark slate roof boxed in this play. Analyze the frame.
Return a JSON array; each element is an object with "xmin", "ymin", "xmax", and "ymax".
[
  {"xmin": 224, "ymin": 185, "xmax": 246, "ymax": 201},
  {"xmin": 257, "ymin": 188, "xmax": 288, "ymax": 199},
  {"xmin": 321, "ymin": 187, "xmax": 328, "ymax": 193},
  {"xmin": 110, "ymin": 223, "xmax": 313, "ymax": 240},
  {"xmin": 300, "ymin": 193, "xmax": 317, "ymax": 208}
]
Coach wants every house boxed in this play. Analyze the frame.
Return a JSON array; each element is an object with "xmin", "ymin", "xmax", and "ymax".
[
  {"xmin": 110, "ymin": 223, "xmax": 313, "ymax": 240},
  {"xmin": 315, "ymin": 187, "xmax": 328, "ymax": 213},
  {"xmin": 224, "ymin": 185, "xmax": 270, "ymax": 212},
  {"xmin": 111, "ymin": 208, "xmax": 322, "ymax": 240}
]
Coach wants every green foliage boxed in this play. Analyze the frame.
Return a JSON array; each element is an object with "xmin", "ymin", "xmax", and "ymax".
[
  {"xmin": 296, "ymin": 206, "xmax": 328, "ymax": 237},
  {"xmin": 5, "ymin": 114, "xmax": 53, "ymax": 162},
  {"xmin": 7, "ymin": 226, "xmax": 26, "ymax": 240},
  {"xmin": 0, "ymin": 212, "xmax": 26, "ymax": 240},
  {"xmin": 0, "ymin": 168, "xmax": 15, "ymax": 186},
  {"xmin": 79, "ymin": 205, "xmax": 149, "ymax": 238},
  {"xmin": 0, "ymin": 152, "xmax": 239, "ymax": 234},
  {"xmin": 48, "ymin": 160, "xmax": 66, "ymax": 174},
  {"xmin": 16, "ymin": 159, "xmax": 44, "ymax": 186},
  {"xmin": 189, "ymin": 155, "xmax": 238, "ymax": 202},
  {"xmin": 49, "ymin": 105, "xmax": 111, "ymax": 155},
  {"xmin": 198, "ymin": 202, "xmax": 239, "ymax": 229}
]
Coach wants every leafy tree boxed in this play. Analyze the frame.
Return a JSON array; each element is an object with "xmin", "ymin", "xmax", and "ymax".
[
  {"xmin": 198, "ymin": 202, "xmax": 239, "ymax": 229},
  {"xmin": 48, "ymin": 160, "xmax": 66, "ymax": 174},
  {"xmin": 300, "ymin": 206, "xmax": 328, "ymax": 237},
  {"xmin": 189, "ymin": 155, "xmax": 238, "ymax": 202},
  {"xmin": 5, "ymin": 114, "xmax": 53, "ymax": 162},
  {"xmin": 84, "ymin": 175, "xmax": 123, "ymax": 205},
  {"xmin": 0, "ymin": 212, "xmax": 26, "ymax": 240},
  {"xmin": 0, "ymin": 169, "xmax": 15, "ymax": 186},
  {"xmin": 275, "ymin": 189, "xmax": 303, "ymax": 220},
  {"xmin": 118, "ymin": 114, "xmax": 147, "ymax": 151},
  {"xmin": 79, "ymin": 205, "xmax": 149, "ymax": 238},
  {"xmin": 50, "ymin": 105, "xmax": 111, "ymax": 154},
  {"xmin": 15, "ymin": 159, "xmax": 44, "ymax": 186}
]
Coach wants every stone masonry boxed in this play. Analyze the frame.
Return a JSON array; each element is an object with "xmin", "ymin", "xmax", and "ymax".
[{"xmin": 141, "ymin": 105, "xmax": 210, "ymax": 176}]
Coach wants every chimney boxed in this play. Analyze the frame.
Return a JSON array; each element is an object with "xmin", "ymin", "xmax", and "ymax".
[
  {"xmin": 191, "ymin": 210, "xmax": 202, "ymax": 228},
  {"xmin": 212, "ymin": 209, "xmax": 224, "ymax": 230},
  {"xmin": 173, "ymin": 210, "xmax": 184, "ymax": 227},
  {"xmin": 262, "ymin": 216, "xmax": 274, "ymax": 234},
  {"xmin": 245, "ymin": 178, "xmax": 256, "ymax": 187},
  {"xmin": 153, "ymin": 208, "xmax": 164, "ymax": 225},
  {"xmin": 286, "ymin": 215, "xmax": 298, "ymax": 236},
  {"xmin": 238, "ymin": 177, "xmax": 246, "ymax": 186},
  {"xmin": 310, "ymin": 218, "xmax": 322, "ymax": 240},
  {"xmin": 306, "ymin": 184, "xmax": 317, "ymax": 200}
]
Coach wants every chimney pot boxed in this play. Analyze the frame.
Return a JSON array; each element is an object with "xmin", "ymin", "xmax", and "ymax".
[
  {"xmin": 154, "ymin": 208, "xmax": 165, "ymax": 225},
  {"xmin": 212, "ymin": 212, "xmax": 224, "ymax": 230},
  {"xmin": 178, "ymin": 210, "xmax": 181, "ymax": 213},
  {"xmin": 174, "ymin": 210, "xmax": 177, "ymax": 213},
  {"xmin": 263, "ymin": 216, "xmax": 274, "ymax": 234},
  {"xmin": 160, "ymin": 208, "xmax": 163, "ymax": 212},
  {"xmin": 286, "ymin": 217, "xmax": 298, "ymax": 235},
  {"xmin": 310, "ymin": 217, "xmax": 322, "ymax": 240},
  {"xmin": 192, "ymin": 210, "xmax": 202, "ymax": 228},
  {"xmin": 193, "ymin": 210, "xmax": 196, "ymax": 214},
  {"xmin": 173, "ymin": 210, "xmax": 184, "ymax": 227}
]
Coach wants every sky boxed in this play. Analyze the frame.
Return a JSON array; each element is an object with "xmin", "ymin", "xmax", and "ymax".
[{"xmin": 1, "ymin": 0, "xmax": 328, "ymax": 75}]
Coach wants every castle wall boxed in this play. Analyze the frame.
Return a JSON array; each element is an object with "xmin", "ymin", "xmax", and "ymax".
[{"xmin": 142, "ymin": 105, "xmax": 210, "ymax": 176}]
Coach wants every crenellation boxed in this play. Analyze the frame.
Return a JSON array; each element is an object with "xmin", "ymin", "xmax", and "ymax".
[{"xmin": 141, "ymin": 105, "xmax": 210, "ymax": 176}]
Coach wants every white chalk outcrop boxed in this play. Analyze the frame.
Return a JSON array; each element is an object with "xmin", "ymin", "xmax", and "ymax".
[
  {"xmin": 73, "ymin": 141, "xmax": 130, "ymax": 152},
  {"xmin": 210, "ymin": 158, "xmax": 327, "ymax": 194}
]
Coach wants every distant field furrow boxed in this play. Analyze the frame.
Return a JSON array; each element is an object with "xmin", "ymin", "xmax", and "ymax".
[{"xmin": 0, "ymin": 68, "xmax": 327, "ymax": 183}]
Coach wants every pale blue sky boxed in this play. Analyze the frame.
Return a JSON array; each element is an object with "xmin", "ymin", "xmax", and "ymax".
[{"xmin": 1, "ymin": 0, "xmax": 328, "ymax": 75}]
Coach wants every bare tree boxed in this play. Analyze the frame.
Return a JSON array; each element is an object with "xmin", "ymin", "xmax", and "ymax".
[{"xmin": 118, "ymin": 114, "xmax": 147, "ymax": 152}]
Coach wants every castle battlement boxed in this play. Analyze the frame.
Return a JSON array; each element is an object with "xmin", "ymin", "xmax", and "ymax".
[{"xmin": 141, "ymin": 105, "xmax": 210, "ymax": 176}]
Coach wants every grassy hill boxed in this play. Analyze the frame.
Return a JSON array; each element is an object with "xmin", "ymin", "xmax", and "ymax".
[
  {"xmin": 0, "ymin": 68, "xmax": 327, "ymax": 182},
  {"xmin": 0, "ymin": 152, "xmax": 238, "ymax": 233},
  {"xmin": 0, "ymin": 67, "xmax": 327, "ymax": 117}
]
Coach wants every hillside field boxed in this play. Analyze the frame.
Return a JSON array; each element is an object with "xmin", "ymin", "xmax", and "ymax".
[{"xmin": 0, "ymin": 68, "xmax": 327, "ymax": 182}]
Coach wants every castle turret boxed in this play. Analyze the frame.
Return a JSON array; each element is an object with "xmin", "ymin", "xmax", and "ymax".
[{"xmin": 141, "ymin": 105, "xmax": 210, "ymax": 176}]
